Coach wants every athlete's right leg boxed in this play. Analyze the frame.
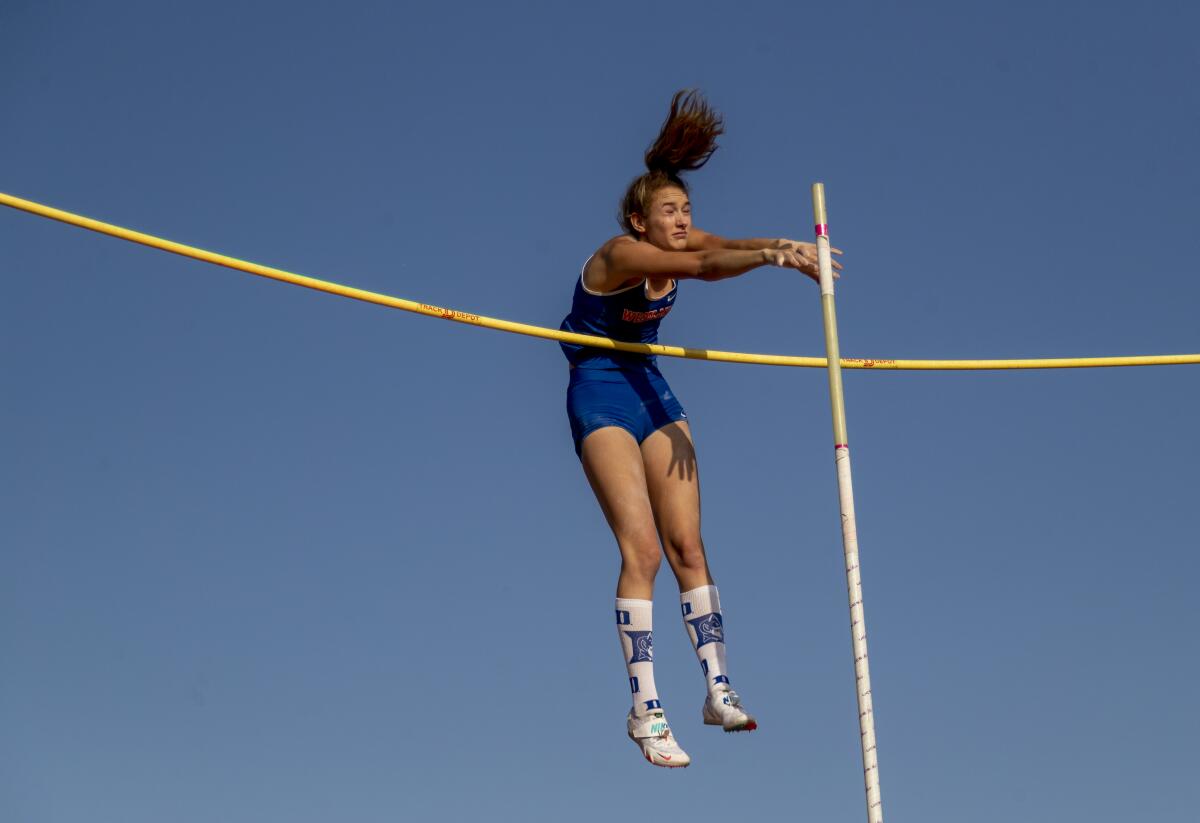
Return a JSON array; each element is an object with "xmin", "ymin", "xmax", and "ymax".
[
  {"xmin": 580, "ymin": 426, "xmax": 662, "ymax": 600},
  {"xmin": 580, "ymin": 426, "xmax": 690, "ymax": 767}
]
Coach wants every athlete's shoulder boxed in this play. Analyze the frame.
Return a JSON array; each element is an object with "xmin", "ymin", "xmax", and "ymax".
[
  {"xmin": 586, "ymin": 236, "xmax": 641, "ymax": 293},
  {"xmin": 595, "ymin": 234, "xmax": 637, "ymax": 264}
]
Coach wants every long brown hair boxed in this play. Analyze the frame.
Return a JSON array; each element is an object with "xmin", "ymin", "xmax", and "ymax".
[{"xmin": 619, "ymin": 89, "xmax": 725, "ymax": 236}]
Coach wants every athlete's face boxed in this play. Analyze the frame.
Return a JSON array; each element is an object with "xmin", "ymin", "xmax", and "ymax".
[{"xmin": 633, "ymin": 186, "xmax": 691, "ymax": 250}]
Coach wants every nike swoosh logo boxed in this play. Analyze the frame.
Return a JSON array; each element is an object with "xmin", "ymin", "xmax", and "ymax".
[{"xmin": 659, "ymin": 754, "xmax": 672, "ymax": 761}]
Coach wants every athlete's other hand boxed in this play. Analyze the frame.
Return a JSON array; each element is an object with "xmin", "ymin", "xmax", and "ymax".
[
  {"xmin": 771, "ymin": 238, "xmax": 843, "ymax": 284},
  {"xmin": 761, "ymin": 248, "xmax": 817, "ymax": 282},
  {"xmin": 761, "ymin": 244, "xmax": 839, "ymax": 284}
]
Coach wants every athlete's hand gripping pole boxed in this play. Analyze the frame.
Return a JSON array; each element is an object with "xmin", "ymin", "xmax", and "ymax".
[{"xmin": 812, "ymin": 183, "xmax": 884, "ymax": 823}]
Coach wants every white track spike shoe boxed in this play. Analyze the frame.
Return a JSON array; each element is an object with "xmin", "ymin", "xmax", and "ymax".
[
  {"xmin": 627, "ymin": 709, "xmax": 691, "ymax": 768},
  {"xmin": 702, "ymin": 688, "xmax": 758, "ymax": 732}
]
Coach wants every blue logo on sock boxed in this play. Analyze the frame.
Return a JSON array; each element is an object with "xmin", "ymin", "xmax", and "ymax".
[
  {"xmin": 713, "ymin": 675, "xmax": 731, "ymax": 686},
  {"xmin": 624, "ymin": 630, "xmax": 654, "ymax": 663},
  {"xmin": 630, "ymin": 676, "xmax": 640, "ymax": 694},
  {"xmin": 644, "ymin": 699, "xmax": 661, "ymax": 711},
  {"xmin": 615, "ymin": 610, "xmax": 631, "ymax": 625},
  {"xmin": 686, "ymin": 613, "xmax": 724, "ymax": 648}
]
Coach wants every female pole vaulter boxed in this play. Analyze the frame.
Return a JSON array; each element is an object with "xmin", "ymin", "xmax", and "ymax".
[{"xmin": 560, "ymin": 90, "xmax": 842, "ymax": 767}]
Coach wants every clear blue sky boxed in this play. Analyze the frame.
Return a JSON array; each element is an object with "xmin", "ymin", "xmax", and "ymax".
[{"xmin": 2, "ymin": 2, "xmax": 1198, "ymax": 821}]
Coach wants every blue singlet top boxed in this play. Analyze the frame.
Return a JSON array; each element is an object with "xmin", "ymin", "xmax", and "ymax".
[{"xmin": 559, "ymin": 264, "xmax": 678, "ymax": 370}]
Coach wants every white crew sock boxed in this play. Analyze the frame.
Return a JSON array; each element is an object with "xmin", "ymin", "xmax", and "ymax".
[
  {"xmin": 680, "ymin": 584, "xmax": 732, "ymax": 694},
  {"xmin": 615, "ymin": 598, "xmax": 662, "ymax": 716}
]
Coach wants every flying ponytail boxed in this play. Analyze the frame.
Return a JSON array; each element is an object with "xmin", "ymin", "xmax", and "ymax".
[{"xmin": 619, "ymin": 89, "xmax": 725, "ymax": 236}]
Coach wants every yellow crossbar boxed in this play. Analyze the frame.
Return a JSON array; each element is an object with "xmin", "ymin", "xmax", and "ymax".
[{"xmin": 3, "ymin": 191, "xmax": 1196, "ymax": 371}]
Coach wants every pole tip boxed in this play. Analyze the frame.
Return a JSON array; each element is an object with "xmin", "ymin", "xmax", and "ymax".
[{"xmin": 811, "ymin": 183, "xmax": 827, "ymax": 226}]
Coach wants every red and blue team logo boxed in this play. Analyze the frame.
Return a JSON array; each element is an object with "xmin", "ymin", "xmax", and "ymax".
[{"xmin": 621, "ymin": 306, "xmax": 672, "ymax": 324}]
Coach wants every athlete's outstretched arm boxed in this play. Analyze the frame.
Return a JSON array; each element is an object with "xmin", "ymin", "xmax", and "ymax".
[
  {"xmin": 686, "ymin": 228, "xmax": 776, "ymax": 251},
  {"xmin": 599, "ymin": 236, "xmax": 817, "ymax": 285},
  {"xmin": 687, "ymin": 228, "xmax": 844, "ymax": 273}
]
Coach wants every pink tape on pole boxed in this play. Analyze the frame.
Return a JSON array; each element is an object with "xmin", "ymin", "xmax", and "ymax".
[{"xmin": 815, "ymin": 223, "xmax": 829, "ymax": 237}]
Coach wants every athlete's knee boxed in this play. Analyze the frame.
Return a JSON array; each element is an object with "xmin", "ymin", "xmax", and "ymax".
[
  {"xmin": 664, "ymin": 534, "xmax": 708, "ymax": 574},
  {"xmin": 619, "ymin": 535, "xmax": 662, "ymax": 582}
]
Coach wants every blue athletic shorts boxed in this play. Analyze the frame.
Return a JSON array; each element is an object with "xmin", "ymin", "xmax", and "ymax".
[{"xmin": 566, "ymin": 365, "xmax": 688, "ymax": 457}]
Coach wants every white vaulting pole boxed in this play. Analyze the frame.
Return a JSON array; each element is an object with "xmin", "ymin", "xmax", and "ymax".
[{"xmin": 812, "ymin": 183, "xmax": 883, "ymax": 823}]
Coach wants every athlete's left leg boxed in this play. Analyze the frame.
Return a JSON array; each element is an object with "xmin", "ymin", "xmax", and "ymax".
[
  {"xmin": 640, "ymin": 422, "xmax": 757, "ymax": 732},
  {"xmin": 639, "ymin": 420, "xmax": 709, "ymax": 591}
]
